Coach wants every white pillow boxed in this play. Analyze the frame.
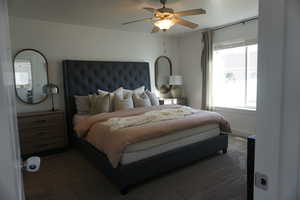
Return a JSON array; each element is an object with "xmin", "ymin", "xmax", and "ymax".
[
  {"xmin": 98, "ymin": 87, "xmax": 123, "ymax": 97},
  {"xmin": 123, "ymin": 86, "xmax": 145, "ymax": 96},
  {"xmin": 114, "ymin": 92, "xmax": 134, "ymax": 111},
  {"xmin": 145, "ymin": 90, "xmax": 160, "ymax": 106}
]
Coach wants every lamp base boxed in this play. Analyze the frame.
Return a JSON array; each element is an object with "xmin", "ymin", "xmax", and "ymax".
[
  {"xmin": 50, "ymin": 95, "xmax": 56, "ymax": 112},
  {"xmin": 171, "ymin": 86, "xmax": 183, "ymax": 98}
]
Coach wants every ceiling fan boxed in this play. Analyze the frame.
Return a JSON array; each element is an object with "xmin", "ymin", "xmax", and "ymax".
[{"xmin": 122, "ymin": 0, "xmax": 206, "ymax": 33}]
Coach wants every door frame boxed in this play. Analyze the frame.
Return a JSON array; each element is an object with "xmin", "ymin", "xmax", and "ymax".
[
  {"xmin": 0, "ymin": 0, "xmax": 24, "ymax": 199},
  {"xmin": 255, "ymin": 0, "xmax": 300, "ymax": 199}
]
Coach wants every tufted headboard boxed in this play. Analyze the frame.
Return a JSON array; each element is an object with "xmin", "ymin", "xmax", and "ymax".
[{"xmin": 63, "ymin": 60, "xmax": 151, "ymax": 142}]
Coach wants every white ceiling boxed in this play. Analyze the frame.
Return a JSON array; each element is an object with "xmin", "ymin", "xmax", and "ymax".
[{"xmin": 8, "ymin": 0, "xmax": 258, "ymax": 36}]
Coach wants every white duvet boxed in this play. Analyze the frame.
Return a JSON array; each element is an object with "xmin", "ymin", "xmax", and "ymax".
[{"xmin": 102, "ymin": 106, "xmax": 196, "ymax": 131}]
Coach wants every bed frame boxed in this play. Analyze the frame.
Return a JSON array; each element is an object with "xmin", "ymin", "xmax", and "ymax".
[{"xmin": 63, "ymin": 60, "xmax": 228, "ymax": 194}]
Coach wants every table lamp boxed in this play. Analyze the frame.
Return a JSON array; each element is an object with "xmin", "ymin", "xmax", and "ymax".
[
  {"xmin": 47, "ymin": 83, "xmax": 59, "ymax": 112},
  {"xmin": 169, "ymin": 75, "xmax": 183, "ymax": 98}
]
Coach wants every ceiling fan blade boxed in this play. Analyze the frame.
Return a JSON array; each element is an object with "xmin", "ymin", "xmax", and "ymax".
[
  {"xmin": 122, "ymin": 17, "xmax": 153, "ymax": 25},
  {"xmin": 174, "ymin": 9, "xmax": 206, "ymax": 17},
  {"xmin": 173, "ymin": 17, "xmax": 199, "ymax": 29},
  {"xmin": 151, "ymin": 26, "xmax": 160, "ymax": 33},
  {"xmin": 143, "ymin": 7, "xmax": 157, "ymax": 13}
]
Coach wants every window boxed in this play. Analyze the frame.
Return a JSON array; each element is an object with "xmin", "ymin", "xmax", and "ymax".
[
  {"xmin": 212, "ymin": 44, "xmax": 257, "ymax": 110},
  {"xmin": 14, "ymin": 60, "xmax": 32, "ymax": 89}
]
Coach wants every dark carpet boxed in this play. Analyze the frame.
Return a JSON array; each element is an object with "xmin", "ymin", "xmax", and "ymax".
[{"xmin": 23, "ymin": 136, "xmax": 247, "ymax": 200}]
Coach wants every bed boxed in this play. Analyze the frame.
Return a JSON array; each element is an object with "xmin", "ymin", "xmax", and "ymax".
[{"xmin": 63, "ymin": 60, "xmax": 229, "ymax": 194}]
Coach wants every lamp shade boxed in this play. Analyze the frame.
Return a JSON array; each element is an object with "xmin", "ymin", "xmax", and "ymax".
[
  {"xmin": 46, "ymin": 83, "xmax": 59, "ymax": 95},
  {"xmin": 169, "ymin": 75, "xmax": 183, "ymax": 85},
  {"xmin": 154, "ymin": 19, "xmax": 175, "ymax": 30},
  {"xmin": 50, "ymin": 87, "xmax": 58, "ymax": 95}
]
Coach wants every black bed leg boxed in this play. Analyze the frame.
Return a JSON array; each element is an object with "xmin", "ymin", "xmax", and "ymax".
[
  {"xmin": 222, "ymin": 148, "xmax": 228, "ymax": 154},
  {"xmin": 120, "ymin": 187, "xmax": 129, "ymax": 195}
]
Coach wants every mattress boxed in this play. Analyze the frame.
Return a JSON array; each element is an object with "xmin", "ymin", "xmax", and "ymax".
[
  {"xmin": 121, "ymin": 124, "xmax": 220, "ymax": 165},
  {"xmin": 74, "ymin": 114, "xmax": 221, "ymax": 165}
]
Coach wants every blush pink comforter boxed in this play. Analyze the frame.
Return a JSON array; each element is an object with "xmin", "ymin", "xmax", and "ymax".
[{"xmin": 75, "ymin": 105, "xmax": 231, "ymax": 168}]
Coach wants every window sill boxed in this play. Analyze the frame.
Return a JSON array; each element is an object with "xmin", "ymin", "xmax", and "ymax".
[{"xmin": 214, "ymin": 106, "xmax": 256, "ymax": 114}]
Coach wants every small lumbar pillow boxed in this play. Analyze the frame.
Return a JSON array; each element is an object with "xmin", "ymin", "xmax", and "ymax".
[
  {"xmin": 114, "ymin": 93, "xmax": 134, "ymax": 111},
  {"xmin": 74, "ymin": 96, "xmax": 90, "ymax": 114},
  {"xmin": 123, "ymin": 86, "xmax": 145, "ymax": 96},
  {"xmin": 133, "ymin": 92, "xmax": 152, "ymax": 108},
  {"xmin": 145, "ymin": 90, "xmax": 160, "ymax": 106},
  {"xmin": 88, "ymin": 93, "xmax": 110, "ymax": 114},
  {"xmin": 98, "ymin": 87, "xmax": 123, "ymax": 111}
]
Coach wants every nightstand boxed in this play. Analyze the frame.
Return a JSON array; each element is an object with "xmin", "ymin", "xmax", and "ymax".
[
  {"xmin": 17, "ymin": 110, "xmax": 68, "ymax": 158},
  {"xmin": 159, "ymin": 97, "xmax": 188, "ymax": 106}
]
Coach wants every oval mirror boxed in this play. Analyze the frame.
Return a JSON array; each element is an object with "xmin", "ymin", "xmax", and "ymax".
[
  {"xmin": 155, "ymin": 56, "xmax": 172, "ymax": 93},
  {"xmin": 13, "ymin": 49, "xmax": 49, "ymax": 104}
]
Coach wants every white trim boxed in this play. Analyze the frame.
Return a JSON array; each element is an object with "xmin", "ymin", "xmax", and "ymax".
[
  {"xmin": 0, "ymin": 0, "xmax": 24, "ymax": 199},
  {"xmin": 214, "ymin": 39, "xmax": 258, "ymax": 50},
  {"xmin": 230, "ymin": 128, "xmax": 255, "ymax": 138},
  {"xmin": 255, "ymin": 1, "xmax": 283, "ymax": 196},
  {"xmin": 214, "ymin": 106, "xmax": 256, "ymax": 115}
]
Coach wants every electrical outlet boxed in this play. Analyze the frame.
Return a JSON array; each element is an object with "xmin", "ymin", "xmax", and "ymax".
[{"xmin": 255, "ymin": 172, "xmax": 268, "ymax": 190}]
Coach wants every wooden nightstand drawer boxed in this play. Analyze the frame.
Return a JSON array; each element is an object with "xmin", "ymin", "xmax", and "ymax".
[
  {"xmin": 17, "ymin": 110, "xmax": 68, "ymax": 157},
  {"xmin": 20, "ymin": 127, "xmax": 65, "ymax": 141},
  {"xmin": 18, "ymin": 114, "xmax": 64, "ymax": 129},
  {"xmin": 21, "ymin": 137, "xmax": 66, "ymax": 156}
]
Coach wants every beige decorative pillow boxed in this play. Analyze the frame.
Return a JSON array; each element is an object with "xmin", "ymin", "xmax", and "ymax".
[
  {"xmin": 145, "ymin": 90, "xmax": 160, "ymax": 106},
  {"xmin": 133, "ymin": 92, "xmax": 152, "ymax": 108},
  {"xmin": 88, "ymin": 94, "xmax": 110, "ymax": 114},
  {"xmin": 74, "ymin": 96, "xmax": 90, "ymax": 114},
  {"xmin": 123, "ymin": 86, "xmax": 145, "ymax": 96},
  {"xmin": 98, "ymin": 87, "xmax": 123, "ymax": 111},
  {"xmin": 114, "ymin": 93, "xmax": 134, "ymax": 111}
]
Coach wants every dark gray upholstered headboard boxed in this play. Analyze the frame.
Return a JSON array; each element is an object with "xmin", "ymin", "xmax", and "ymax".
[{"xmin": 63, "ymin": 60, "xmax": 151, "ymax": 142}]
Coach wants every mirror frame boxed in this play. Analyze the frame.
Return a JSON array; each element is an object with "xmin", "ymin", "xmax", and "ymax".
[
  {"xmin": 155, "ymin": 56, "xmax": 173, "ymax": 92},
  {"xmin": 13, "ymin": 49, "xmax": 49, "ymax": 105}
]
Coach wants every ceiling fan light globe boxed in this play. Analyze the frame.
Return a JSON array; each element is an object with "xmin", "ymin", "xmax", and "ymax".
[{"xmin": 154, "ymin": 19, "xmax": 175, "ymax": 30}]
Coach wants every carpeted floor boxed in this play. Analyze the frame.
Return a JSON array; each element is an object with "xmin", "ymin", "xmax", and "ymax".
[{"xmin": 23, "ymin": 136, "xmax": 247, "ymax": 200}]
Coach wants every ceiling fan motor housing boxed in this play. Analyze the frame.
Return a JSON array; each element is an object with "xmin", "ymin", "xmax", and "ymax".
[{"xmin": 156, "ymin": 7, "xmax": 174, "ymax": 19}]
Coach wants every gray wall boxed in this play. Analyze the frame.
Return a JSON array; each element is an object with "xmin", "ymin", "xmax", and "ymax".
[
  {"xmin": 9, "ymin": 17, "xmax": 180, "ymax": 113},
  {"xmin": 10, "ymin": 16, "xmax": 258, "ymax": 137},
  {"xmin": 178, "ymin": 31, "xmax": 203, "ymax": 109}
]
